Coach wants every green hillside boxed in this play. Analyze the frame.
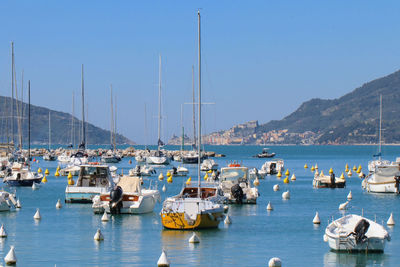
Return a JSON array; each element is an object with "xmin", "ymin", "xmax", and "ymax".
[{"xmin": 0, "ymin": 96, "xmax": 133, "ymax": 146}]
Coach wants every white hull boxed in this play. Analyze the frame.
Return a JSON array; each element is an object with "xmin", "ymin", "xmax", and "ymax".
[
  {"xmin": 146, "ymin": 156, "xmax": 170, "ymax": 165},
  {"xmin": 326, "ymin": 234, "xmax": 387, "ymax": 252},
  {"xmin": 364, "ymin": 164, "xmax": 400, "ymax": 193},
  {"xmin": 93, "ymin": 190, "xmax": 160, "ymax": 214}
]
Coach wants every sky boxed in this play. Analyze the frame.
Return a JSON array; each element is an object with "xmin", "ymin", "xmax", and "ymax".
[{"xmin": 1, "ymin": 1, "xmax": 400, "ymax": 144}]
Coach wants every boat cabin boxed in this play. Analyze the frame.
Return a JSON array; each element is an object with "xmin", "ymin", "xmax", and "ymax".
[
  {"xmin": 220, "ymin": 166, "xmax": 249, "ymax": 184},
  {"xmin": 76, "ymin": 164, "xmax": 112, "ymax": 187},
  {"xmin": 181, "ymin": 187, "xmax": 221, "ymax": 199}
]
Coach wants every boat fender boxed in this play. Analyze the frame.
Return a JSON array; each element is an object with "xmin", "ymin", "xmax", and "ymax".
[
  {"xmin": 348, "ymin": 219, "xmax": 370, "ymax": 244},
  {"xmin": 207, "ymin": 213, "xmax": 215, "ymax": 221}
]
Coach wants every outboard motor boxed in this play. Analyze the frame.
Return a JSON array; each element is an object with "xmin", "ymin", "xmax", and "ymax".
[
  {"xmin": 395, "ymin": 176, "xmax": 400, "ymax": 194},
  {"xmin": 350, "ymin": 219, "xmax": 370, "ymax": 244},
  {"xmin": 231, "ymin": 183, "xmax": 244, "ymax": 204},
  {"xmin": 330, "ymin": 173, "xmax": 336, "ymax": 188},
  {"xmin": 109, "ymin": 186, "xmax": 123, "ymax": 214}
]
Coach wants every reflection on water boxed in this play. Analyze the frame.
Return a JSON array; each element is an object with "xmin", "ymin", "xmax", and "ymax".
[{"xmin": 324, "ymin": 251, "xmax": 387, "ymax": 267}]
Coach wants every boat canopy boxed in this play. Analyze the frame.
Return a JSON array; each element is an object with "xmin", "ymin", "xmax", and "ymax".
[
  {"xmin": 220, "ymin": 167, "xmax": 248, "ymax": 181},
  {"xmin": 117, "ymin": 176, "xmax": 142, "ymax": 194}
]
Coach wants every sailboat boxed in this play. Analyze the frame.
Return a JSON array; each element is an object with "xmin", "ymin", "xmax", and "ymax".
[
  {"xmin": 181, "ymin": 66, "xmax": 206, "ymax": 164},
  {"xmin": 43, "ymin": 111, "xmax": 56, "ymax": 161},
  {"xmin": 102, "ymin": 85, "xmax": 121, "ymax": 163},
  {"xmin": 146, "ymin": 55, "xmax": 170, "ymax": 165},
  {"xmin": 363, "ymin": 95, "xmax": 400, "ymax": 193},
  {"xmin": 367, "ymin": 95, "xmax": 392, "ymax": 172},
  {"xmin": 4, "ymin": 81, "xmax": 43, "ymax": 186},
  {"xmin": 69, "ymin": 64, "xmax": 90, "ymax": 165},
  {"xmin": 160, "ymin": 11, "xmax": 225, "ymax": 229},
  {"xmin": 58, "ymin": 93, "xmax": 75, "ymax": 164}
]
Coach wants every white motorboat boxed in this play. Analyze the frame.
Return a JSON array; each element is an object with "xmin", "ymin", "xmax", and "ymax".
[
  {"xmin": 200, "ymin": 159, "xmax": 218, "ymax": 171},
  {"xmin": 3, "ymin": 164, "xmax": 43, "ymax": 187},
  {"xmin": 259, "ymin": 159, "xmax": 284, "ymax": 176},
  {"xmin": 146, "ymin": 150, "xmax": 170, "ymax": 165},
  {"xmin": 363, "ymin": 164, "xmax": 400, "ymax": 193},
  {"xmin": 324, "ymin": 214, "xmax": 390, "ymax": 252},
  {"xmin": 101, "ymin": 152, "xmax": 121, "ymax": 164},
  {"xmin": 182, "ymin": 150, "xmax": 206, "ymax": 164},
  {"xmin": 169, "ymin": 166, "xmax": 188, "ymax": 177},
  {"xmin": 57, "ymin": 153, "xmax": 72, "ymax": 164},
  {"xmin": 129, "ymin": 165, "xmax": 156, "ymax": 177},
  {"xmin": 65, "ymin": 163, "xmax": 114, "ymax": 203},
  {"xmin": 219, "ymin": 164, "xmax": 259, "ymax": 204},
  {"xmin": 92, "ymin": 176, "xmax": 160, "ymax": 214}
]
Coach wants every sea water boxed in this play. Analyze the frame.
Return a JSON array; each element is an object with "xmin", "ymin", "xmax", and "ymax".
[{"xmin": 0, "ymin": 145, "xmax": 398, "ymax": 266}]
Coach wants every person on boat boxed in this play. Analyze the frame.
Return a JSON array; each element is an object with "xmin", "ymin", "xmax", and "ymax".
[{"xmin": 330, "ymin": 173, "xmax": 336, "ymax": 188}]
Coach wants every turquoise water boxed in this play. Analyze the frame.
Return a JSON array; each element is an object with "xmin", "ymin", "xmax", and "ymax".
[{"xmin": 1, "ymin": 145, "xmax": 399, "ymax": 266}]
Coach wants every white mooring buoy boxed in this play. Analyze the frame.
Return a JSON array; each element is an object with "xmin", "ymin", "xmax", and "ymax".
[
  {"xmin": 94, "ymin": 228, "xmax": 104, "ymax": 241},
  {"xmin": 189, "ymin": 232, "xmax": 200, "ymax": 243},
  {"xmin": 56, "ymin": 199, "xmax": 62, "ymax": 209},
  {"xmin": 347, "ymin": 191, "xmax": 353, "ymax": 200},
  {"xmin": 4, "ymin": 246, "xmax": 17, "ymax": 265},
  {"xmin": 282, "ymin": 191, "xmax": 290, "ymax": 200},
  {"xmin": 338, "ymin": 201, "xmax": 349, "ymax": 210},
  {"xmin": 16, "ymin": 198, "xmax": 21, "ymax": 209},
  {"xmin": 32, "ymin": 183, "xmax": 38, "ymax": 190},
  {"xmin": 387, "ymin": 212, "xmax": 395, "ymax": 226},
  {"xmin": 268, "ymin": 257, "xmax": 282, "ymax": 267},
  {"xmin": 224, "ymin": 215, "xmax": 232, "ymax": 225},
  {"xmin": 162, "ymin": 185, "xmax": 166, "ymax": 192},
  {"xmin": 157, "ymin": 250, "xmax": 170, "ymax": 267},
  {"xmin": 0, "ymin": 224, "xmax": 7, "ymax": 238},
  {"xmin": 267, "ymin": 201, "xmax": 273, "ymax": 211},
  {"xmin": 101, "ymin": 211, "xmax": 109, "ymax": 222},
  {"xmin": 273, "ymin": 184, "xmax": 280, "ymax": 191},
  {"xmin": 313, "ymin": 212, "xmax": 321, "ymax": 224},
  {"xmin": 33, "ymin": 208, "xmax": 41, "ymax": 220}
]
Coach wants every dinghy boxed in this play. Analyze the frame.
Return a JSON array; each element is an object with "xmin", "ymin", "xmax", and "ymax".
[{"xmin": 324, "ymin": 214, "xmax": 390, "ymax": 252}]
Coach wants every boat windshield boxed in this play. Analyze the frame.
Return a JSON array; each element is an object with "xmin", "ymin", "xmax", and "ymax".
[
  {"xmin": 220, "ymin": 167, "xmax": 248, "ymax": 181},
  {"xmin": 77, "ymin": 166, "xmax": 110, "ymax": 187}
]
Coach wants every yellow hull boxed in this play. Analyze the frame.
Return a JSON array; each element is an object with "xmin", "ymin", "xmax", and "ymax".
[{"xmin": 161, "ymin": 212, "xmax": 224, "ymax": 230}]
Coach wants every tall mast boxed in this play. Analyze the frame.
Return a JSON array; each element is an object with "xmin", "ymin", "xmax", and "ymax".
[
  {"xmin": 114, "ymin": 95, "xmax": 117, "ymax": 151},
  {"xmin": 158, "ymin": 54, "xmax": 162, "ymax": 150},
  {"xmin": 28, "ymin": 80, "xmax": 30, "ymax": 165},
  {"xmin": 81, "ymin": 64, "xmax": 86, "ymax": 150},
  {"xmin": 110, "ymin": 85, "xmax": 114, "ymax": 150},
  {"xmin": 181, "ymin": 104, "xmax": 184, "ymax": 152},
  {"xmin": 71, "ymin": 92, "xmax": 75, "ymax": 148},
  {"xmin": 379, "ymin": 94, "xmax": 382, "ymax": 160},
  {"xmin": 48, "ymin": 111, "xmax": 51, "ymax": 151},
  {"xmin": 11, "ymin": 41, "xmax": 14, "ymax": 145},
  {"xmin": 144, "ymin": 103, "xmax": 148, "ymax": 149},
  {"xmin": 197, "ymin": 10, "xmax": 202, "ymax": 193},
  {"xmin": 16, "ymin": 70, "xmax": 23, "ymax": 151},
  {"xmin": 192, "ymin": 65, "xmax": 196, "ymax": 149}
]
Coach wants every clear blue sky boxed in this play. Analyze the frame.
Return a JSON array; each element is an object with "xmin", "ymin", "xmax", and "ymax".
[{"xmin": 1, "ymin": 1, "xmax": 400, "ymax": 144}]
